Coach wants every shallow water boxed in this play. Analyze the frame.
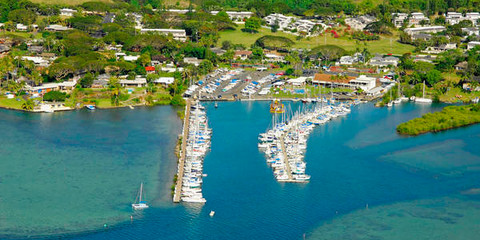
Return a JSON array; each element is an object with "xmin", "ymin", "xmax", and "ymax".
[{"xmin": 1, "ymin": 102, "xmax": 480, "ymax": 239}]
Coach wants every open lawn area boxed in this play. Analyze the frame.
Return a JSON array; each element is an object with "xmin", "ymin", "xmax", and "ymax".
[
  {"xmin": 438, "ymin": 87, "xmax": 480, "ymax": 103},
  {"xmin": 0, "ymin": 97, "xmax": 25, "ymax": 110},
  {"xmin": 29, "ymin": 0, "xmax": 112, "ymax": 5},
  {"xmin": 218, "ymin": 27, "xmax": 415, "ymax": 55}
]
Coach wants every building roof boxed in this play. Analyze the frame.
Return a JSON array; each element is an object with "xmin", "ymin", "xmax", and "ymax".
[{"xmin": 313, "ymin": 73, "xmax": 356, "ymax": 83}]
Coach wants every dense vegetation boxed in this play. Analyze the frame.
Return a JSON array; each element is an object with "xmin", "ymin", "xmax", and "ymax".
[{"xmin": 396, "ymin": 104, "xmax": 480, "ymax": 135}]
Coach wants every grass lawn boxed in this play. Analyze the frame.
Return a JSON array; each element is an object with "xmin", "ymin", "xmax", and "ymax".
[
  {"xmin": 438, "ymin": 87, "xmax": 480, "ymax": 103},
  {"xmin": 0, "ymin": 97, "xmax": 25, "ymax": 110},
  {"xmin": 269, "ymin": 85, "xmax": 352, "ymax": 98},
  {"xmin": 29, "ymin": 0, "xmax": 112, "ymax": 5},
  {"xmin": 218, "ymin": 27, "xmax": 415, "ymax": 55}
]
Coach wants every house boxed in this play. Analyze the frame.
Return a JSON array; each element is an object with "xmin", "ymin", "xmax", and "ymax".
[
  {"xmin": 404, "ymin": 26, "xmax": 446, "ymax": 35},
  {"xmin": 183, "ymin": 57, "xmax": 203, "ymax": 66},
  {"xmin": 468, "ymin": 41, "xmax": 480, "ymax": 50},
  {"xmin": 286, "ymin": 77, "xmax": 309, "ymax": 86},
  {"xmin": 413, "ymin": 55, "xmax": 436, "ymax": 63},
  {"xmin": 424, "ymin": 43, "xmax": 457, "ymax": 54},
  {"xmin": 25, "ymin": 81, "xmax": 77, "ymax": 95},
  {"xmin": 369, "ymin": 55, "xmax": 399, "ymax": 67},
  {"xmin": 0, "ymin": 44, "xmax": 10, "ymax": 54},
  {"xmin": 153, "ymin": 77, "xmax": 175, "ymax": 86},
  {"xmin": 102, "ymin": 13, "xmax": 115, "ymax": 24},
  {"xmin": 466, "ymin": 12, "xmax": 480, "ymax": 25},
  {"xmin": 410, "ymin": 12, "xmax": 429, "ymax": 26},
  {"xmin": 392, "ymin": 13, "xmax": 408, "ymax": 27},
  {"xmin": 312, "ymin": 73, "xmax": 356, "ymax": 88},
  {"xmin": 455, "ymin": 61, "xmax": 468, "ymax": 71},
  {"xmin": 16, "ymin": 24, "xmax": 27, "ymax": 31},
  {"xmin": 411, "ymin": 33, "xmax": 432, "ymax": 41},
  {"xmin": 338, "ymin": 56, "xmax": 356, "ymax": 65},
  {"xmin": 366, "ymin": 86, "xmax": 385, "ymax": 97},
  {"xmin": 349, "ymin": 75, "xmax": 377, "ymax": 91},
  {"xmin": 210, "ymin": 11, "xmax": 253, "ymax": 20},
  {"xmin": 210, "ymin": 48, "xmax": 226, "ymax": 56},
  {"xmin": 345, "ymin": 15, "xmax": 376, "ymax": 30},
  {"xmin": 151, "ymin": 55, "xmax": 169, "ymax": 65},
  {"xmin": 28, "ymin": 45, "xmax": 44, "ymax": 54},
  {"xmin": 264, "ymin": 52, "xmax": 285, "ymax": 62},
  {"xmin": 264, "ymin": 14, "xmax": 296, "ymax": 30},
  {"xmin": 60, "ymin": 8, "xmax": 77, "ymax": 17},
  {"xmin": 145, "ymin": 66, "xmax": 156, "ymax": 73},
  {"xmin": 446, "ymin": 12, "xmax": 463, "ymax": 25},
  {"xmin": 44, "ymin": 24, "xmax": 71, "ymax": 31},
  {"xmin": 234, "ymin": 50, "xmax": 252, "ymax": 60},
  {"xmin": 119, "ymin": 78, "xmax": 147, "ymax": 87},
  {"xmin": 21, "ymin": 56, "xmax": 51, "ymax": 67},
  {"xmin": 123, "ymin": 55, "xmax": 139, "ymax": 61},
  {"xmin": 462, "ymin": 27, "xmax": 480, "ymax": 36},
  {"xmin": 140, "ymin": 28, "xmax": 187, "ymax": 42}
]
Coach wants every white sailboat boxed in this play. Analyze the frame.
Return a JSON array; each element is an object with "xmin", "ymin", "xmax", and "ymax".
[
  {"xmin": 415, "ymin": 81, "xmax": 432, "ymax": 103},
  {"xmin": 132, "ymin": 182, "xmax": 149, "ymax": 210}
]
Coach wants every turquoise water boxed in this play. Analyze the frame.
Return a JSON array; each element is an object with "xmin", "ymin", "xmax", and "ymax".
[{"xmin": 1, "ymin": 102, "xmax": 480, "ymax": 239}]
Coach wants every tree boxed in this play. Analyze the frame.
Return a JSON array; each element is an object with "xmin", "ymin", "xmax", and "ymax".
[
  {"xmin": 43, "ymin": 91, "xmax": 67, "ymax": 102},
  {"xmin": 221, "ymin": 40, "xmax": 232, "ymax": 50},
  {"xmin": 244, "ymin": 17, "xmax": 261, "ymax": 33},
  {"xmin": 79, "ymin": 73, "xmax": 94, "ymax": 88},
  {"xmin": 137, "ymin": 52, "xmax": 151, "ymax": 67},
  {"xmin": 425, "ymin": 69, "xmax": 442, "ymax": 86},
  {"xmin": 22, "ymin": 99, "xmax": 35, "ymax": 110},
  {"xmin": 7, "ymin": 9, "xmax": 36, "ymax": 25}
]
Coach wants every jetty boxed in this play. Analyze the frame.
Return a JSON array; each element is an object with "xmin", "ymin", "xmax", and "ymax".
[
  {"xmin": 258, "ymin": 100, "xmax": 353, "ymax": 182},
  {"xmin": 173, "ymin": 100, "xmax": 211, "ymax": 203},
  {"xmin": 173, "ymin": 99, "xmax": 191, "ymax": 203}
]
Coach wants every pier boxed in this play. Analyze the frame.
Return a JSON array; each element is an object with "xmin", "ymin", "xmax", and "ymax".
[
  {"xmin": 173, "ymin": 99, "xmax": 191, "ymax": 203},
  {"xmin": 278, "ymin": 132, "xmax": 294, "ymax": 182}
]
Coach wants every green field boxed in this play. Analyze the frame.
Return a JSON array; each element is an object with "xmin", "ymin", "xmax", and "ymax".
[
  {"xmin": 29, "ymin": 0, "xmax": 112, "ymax": 5},
  {"xmin": 218, "ymin": 27, "xmax": 415, "ymax": 55},
  {"xmin": 0, "ymin": 97, "xmax": 25, "ymax": 110}
]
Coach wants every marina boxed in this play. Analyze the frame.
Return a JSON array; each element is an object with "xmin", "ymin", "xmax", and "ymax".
[
  {"xmin": 259, "ymin": 100, "xmax": 352, "ymax": 182},
  {"xmin": 173, "ymin": 100, "xmax": 212, "ymax": 203}
]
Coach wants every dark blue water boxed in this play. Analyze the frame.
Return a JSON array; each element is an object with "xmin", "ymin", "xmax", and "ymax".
[{"xmin": 2, "ymin": 102, "xmax": 480, "ymax": 239}]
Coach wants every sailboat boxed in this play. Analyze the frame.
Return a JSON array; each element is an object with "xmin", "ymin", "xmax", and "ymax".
[
  {"xmin": 387, "ymin": 90, "xmax": 393, "ymax": 107},
  {"xmin": 415, "ymin": 81, "xmax": 432, "ymax": 103},
  {"xmin": 393, "ymin": 81, "xmax": 402, "ymax": 104},
  {"xmin": 132, "ymin": 182, "xmax": 149, "ymax": 210}
]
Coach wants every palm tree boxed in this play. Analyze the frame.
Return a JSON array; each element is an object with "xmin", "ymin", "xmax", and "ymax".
[{"xmin": 22, "ymin": 99, "xmax": 35, "ymax": 111}]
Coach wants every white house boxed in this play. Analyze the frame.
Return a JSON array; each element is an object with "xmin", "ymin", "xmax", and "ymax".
[
  {"xmin": 462, "ymin": 27, "xmax": 480, "ymax": 36},
  {"xmin": 392, "ymin": 13, "xmax": 408, "ymax": 27},
  {"xmin": 339, "ymin": 56, "xmax": 356, "ymax": 65},
  {"xmin": 369, "ymin": 55, "xmax": 399, "ymax": 67},
  {"xmin": 404, "ymin": 26, "xmax": 446, "ymax": 35},
  {"xmin": 286, "ymin": 77, "xmax": 309, "ymax": 86},
  {"xmin": 468, "ymin": 41, "xmax": 480, "ymax": 50},
  {"xmin": 60, "ymin": 8, "xmax": 77, "ymax": 17},
  {"xmin": 345, "ymin": 15, "xmax": 376, "ymax": 30},
  {"xmin": 424, "ymin": 43, "xmax": 457, "ymax": 54},
  {"xmin": 349, "ymin": 75, "xmax": 377, "ymax": 91},
  {"xmin": 264, "ymin": 53, "xmax": 285, "ymax": 62},
  {"xmin": 153, "ymin": 77, "xmax": 175, "ymax": 86},
  {"xmin": 119, "ymin": 78, "xmax": 147, "ymax": 87},
  {"xmin": 123, "ymin": 55, "xmax": 139, "ymax": 61},
  {"xmin": 184, "ymin": 57, "xmax": 203, "ymax": 66},
  {"xmin": 140, "ymin": 28, "xmax": 187, "ymax": 41},
  {"xmin": 446, "ymin": 12, "xmax": 463, "ymax": 25},
  {"xmin": 16, "ymin": 24, "xmax": 27, "ymax": 31},
  {"xmin": 410, "ymin": 12, "xmax": 429, "ymax": 26},
  {"xmin": 210, "ymin": 11, "xmax": 253, "ymax": 20},
  {"xmin": 45, "ymin": 24, "xmax": 71, "ymax": 31}
]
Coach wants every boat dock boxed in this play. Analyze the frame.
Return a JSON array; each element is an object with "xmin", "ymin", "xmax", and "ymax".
[
  {"xmin": 258, "ymin": 101, "xmax": 353, "ymax": 182},
  {"xmin": 173, "ymin": 100, "xmax": 211, "ymax": 203},
  {"xmin": 278, "ymin": 132, "xmax": 294, "ymax": 182},
  {"xmin": 173, "ymin": 99, "xmax": 191, "ymax": 203}
]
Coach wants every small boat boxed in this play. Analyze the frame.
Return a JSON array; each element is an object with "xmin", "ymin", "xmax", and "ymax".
[
  {"xmin": 209, "ymin": 211, "xmax": 215, "ymax": 217},
  {"xmin": 415, "ymin": 81, "xmax": 432, "ymax": 104},
  {"xmin": 214, "ymin": 102, "xmax": 218, "ymax": 108},
  {"xmin": 387, "ymin": 101, "xmax": 393, "ymax": 107},
  {"xmin": 132, "ymin": 182, "xmax": 149, "ymax": 210},
  {"xmin": 129, "ymin": 105, "xmax": 134, "ymax": 109},
  {"xmin": 85, "ymin": 105, "xmax": 96, "ymax": 110}
]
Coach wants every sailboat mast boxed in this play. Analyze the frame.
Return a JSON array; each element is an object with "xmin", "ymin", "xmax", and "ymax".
[{"xmin": 139, "ymin": 182, "xmax": 143, "ymax": 202}]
